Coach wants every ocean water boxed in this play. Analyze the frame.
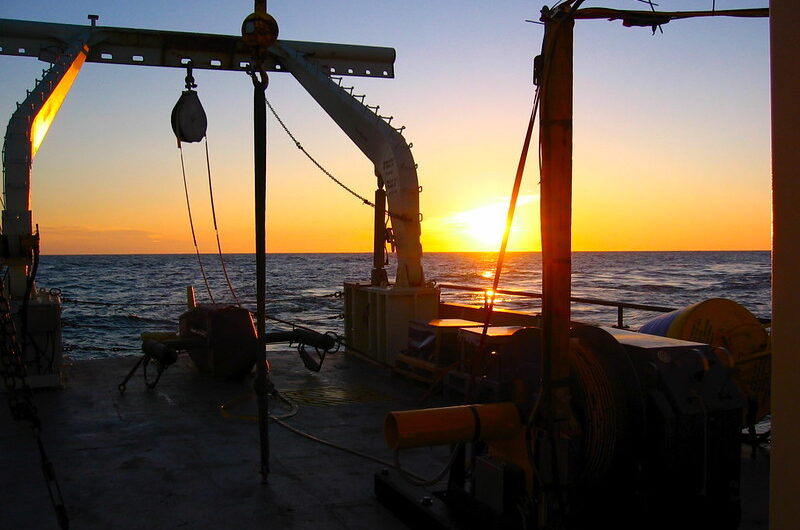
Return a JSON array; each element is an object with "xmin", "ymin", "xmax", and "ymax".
[{"xmin": 35, "ymin": 251, "xmax": 771, "ymax": 360}]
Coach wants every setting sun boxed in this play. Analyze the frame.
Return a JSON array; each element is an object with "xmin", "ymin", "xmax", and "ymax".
[
  {"xmin": 422, "ymin": 195, "xmax": 540, "ymax": 252},
  {"xmin": 452, "ymin": 203, "xmax": 509, "ymax": 246}
]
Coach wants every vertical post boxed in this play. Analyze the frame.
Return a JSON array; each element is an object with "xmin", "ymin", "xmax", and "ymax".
[
  {"xmin": 540, "ymin": 9, "xmax": 574, "ymax": 387},
  {"xmin": 253, "ymin": 78, "xmax": 270, "ymax": 482},
  {"xmin": 242, "ymin": 0, "xmax": 278, "ymax": 485},
  {"xmin": 371, "ymin": 183, "xmax": 388, "ymax": 286},
  {"xmin": 770, "ymin": 2, "xmax": 800, "ymax": 528},
  {"xmin": 536, "ymin": 9, "xmax": 575, "ymax": 524}
]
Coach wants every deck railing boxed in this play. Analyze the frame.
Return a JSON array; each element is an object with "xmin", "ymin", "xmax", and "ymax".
[
  {"xmin": 436, "ymin": 283, "xmax": 684, "ymax": 329},
  {"xmin": 437, "ymin": 283, "xmax": 771, "ymax": 328}
]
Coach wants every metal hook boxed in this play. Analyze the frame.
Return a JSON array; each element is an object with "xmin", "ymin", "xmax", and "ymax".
[
  {"xmin": 246, "ymin": 62, "xmax": 269, "ymax": 91},
  {"xmin": 184, "ymin": 62, "xmax": 197, "ymax": 90}
]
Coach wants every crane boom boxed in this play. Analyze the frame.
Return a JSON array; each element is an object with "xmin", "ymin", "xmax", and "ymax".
[{"xmin": 273, "ymin": 43, "xmax": 424, "ymax": 287}]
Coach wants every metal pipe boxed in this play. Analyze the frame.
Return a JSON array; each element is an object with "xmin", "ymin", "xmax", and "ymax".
[
  {"xmin": 437, "ymin": 283, "xmax": 677, "ymax": 313},
  {"xmin": 264, "ymin": 329, "xmax": 336, "ymax": 350},
  {"xmin": 574, "ymin": 7, "xmax": 768, "ymax": 21},
  {"xmin": 385, "ymin": 402, "xmax": 521, "ymax": 450},
  {"xmin": 253, "ymin": 74, "xmax": 270, "ymax": 483}
]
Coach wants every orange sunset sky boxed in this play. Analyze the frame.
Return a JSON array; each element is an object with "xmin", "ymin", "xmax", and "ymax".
[{"xmin": 0, "ymin": 1, "xmax": 770, "ymax": 254}]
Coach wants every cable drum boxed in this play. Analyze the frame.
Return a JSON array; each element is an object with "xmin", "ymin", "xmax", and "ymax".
[{"xmin": 567, "ymin": 326, "xmax": 645, "ymax": 489}]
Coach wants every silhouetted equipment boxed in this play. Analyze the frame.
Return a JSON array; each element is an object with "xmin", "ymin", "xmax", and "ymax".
[
  {"xmin": 171, "ymin": 63, "xmax": 207, "ymax": 145},
  {"xmin": 179, "ymin": 305, "xmax": 259, "ymax": 380},
  {"xmin": 263, "ymin": 328, "xmax": 338, "ymax": 372},
  {"xmin": 640, "ymin": 297, "xmax": 771, "ymax": 423},
  {"xmin": 376, "ymin": 325, "xmax": 744, "ymax": 529},
  {"xmin": 118, "ymin": 338, "xmax": 184, "ymax": 394},
  {"xmin": 124, "ymin": 304, "xmax": 338, "ymax": 391},
  {"xmin": 375, "ymin": 5, "xmax": 765, "ymax": 529}
]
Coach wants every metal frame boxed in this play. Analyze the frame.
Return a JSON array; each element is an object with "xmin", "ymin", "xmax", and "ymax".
[
  {"xmin": 0, "ymin": 18, "xmax": 395, "ymax": 77},
  {"xmin": 0, "ymin": 17, "xmax": 425, "ymax": 295}
]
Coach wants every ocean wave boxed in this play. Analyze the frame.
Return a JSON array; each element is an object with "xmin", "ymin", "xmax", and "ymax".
[{"xmin": 37, "ymin": 252, "xmax": 771, "ymax": 360}]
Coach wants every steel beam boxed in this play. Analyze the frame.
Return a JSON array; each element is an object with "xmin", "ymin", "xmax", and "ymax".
[
  {"xmin": 274, "ymin": 42, "xmax": 423, "ymax": 287},
  {"xmin": 0, "ymin": 18, "xmax": 395, "ymax": 77}
]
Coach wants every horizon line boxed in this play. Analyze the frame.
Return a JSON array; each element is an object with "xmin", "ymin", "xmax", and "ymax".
[{"xmin": 38, "ymin": 249, "xmax": 771, "ymax": 257}]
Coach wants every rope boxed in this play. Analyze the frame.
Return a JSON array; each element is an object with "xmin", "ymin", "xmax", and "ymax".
[
  {"xmin": 264, "ymin": 97, "xmax": 411, "ymax": 223},
  {"xmin": 204, "ymin": 137, "xmax": 241, "ymax": 306},
  {"xmin": 219, "ymin": 389, "xmax": 298, "ymax": 422},
  {"xmin": 219, "ymin": 389, "xmax": 429, "ymax": 482},
  {"xmin": 465, "ymin": 84, "xmax": 541, "ymax": 402},
  {"xmin": 178, "ymin": 145, "xmax": 215, "ymax": 304}
]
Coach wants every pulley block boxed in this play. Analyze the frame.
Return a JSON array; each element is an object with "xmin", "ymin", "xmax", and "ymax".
[{"xmin": 171, "ymin": 90, "xmax": 207, "ymax": 144}]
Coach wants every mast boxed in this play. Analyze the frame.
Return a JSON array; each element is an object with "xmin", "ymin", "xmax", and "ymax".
[{"xmin": 535, "ymin": 6, "xmax": 576, "ymax": 524}]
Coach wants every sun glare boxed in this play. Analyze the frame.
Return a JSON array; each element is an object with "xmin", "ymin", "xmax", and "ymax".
[
  {"xmin": 436, "ymin": 195, "xmax": 540, "ymax": 251},
  {"xmin": 453, "ymin": 203, "xmax": 509, "ymax": 246}
]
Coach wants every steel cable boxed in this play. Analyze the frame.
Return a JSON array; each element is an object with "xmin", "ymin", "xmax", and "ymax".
[
  {"xmin": 203, "ymin": 137, "xmax": 241, "ymax": 306},
  {"xmin": 264, "ymin": 97, "xmax": 411, "ymax": 223},
  {"xmin": 178, "ymin": 145, "xmax": 216, "ymax": 304},
  {"xmin": 465, "ymin": 84, "xmax": 541, "ymax": 402}
]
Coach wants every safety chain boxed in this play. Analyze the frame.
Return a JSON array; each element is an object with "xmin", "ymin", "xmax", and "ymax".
[
  {"xmin": 263, "ymin": 97, "xmax": 412, "ymax": 223},
  {"xmin": 0, "ymin": 276, "xmax": 69, "ymax": 528}
]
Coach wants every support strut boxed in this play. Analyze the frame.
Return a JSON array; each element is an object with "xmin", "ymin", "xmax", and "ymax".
[
  {"xmin": 535, "ymin": 7, "xmax": 576, "ymax": 526},
  {"xmin": 253, "ymin": 74, "xmax": 270, "ymax": 482},
  {"xmin": 242, "ymin": 0, "xmax": 279, "ymax": 484}
]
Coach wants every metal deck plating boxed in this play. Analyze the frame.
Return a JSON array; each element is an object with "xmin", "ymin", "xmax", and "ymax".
[{"xmin": 1, "ymin": 349, "xmax": 769, "ymax": 529}]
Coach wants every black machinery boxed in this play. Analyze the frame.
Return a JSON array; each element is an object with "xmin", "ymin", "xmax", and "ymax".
[
  {"xmin": 376, "ymin": 325, "xmax": 743, "ymax": 530},
  {"xmin": 119, "ymin": 304, "xmax": 338, "ymax": 393}
]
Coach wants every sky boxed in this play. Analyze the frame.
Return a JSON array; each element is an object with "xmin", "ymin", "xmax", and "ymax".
[{"xmin": 0, "ymin": 1, "xmax": 771, "ymax": 254}]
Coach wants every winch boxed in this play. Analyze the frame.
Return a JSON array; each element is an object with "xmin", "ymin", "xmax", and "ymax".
[{"xmin": 376, "ymin": 325, "xmax": 744, "ymax": 530}]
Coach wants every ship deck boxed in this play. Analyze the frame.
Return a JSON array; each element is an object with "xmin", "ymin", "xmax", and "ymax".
[{"xmin": 1, "ymin": 350, "xmax": 770, "ymax": 529}]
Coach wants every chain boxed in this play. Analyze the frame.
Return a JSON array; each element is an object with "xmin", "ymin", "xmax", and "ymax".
[
  {"xmin": 0, "ymin": 278, "xmax": 38, "ymax": 426},
  {"xmin": 263, "ymin": 97, "xmax": 411, "ymax": 223},
  {"xmin": 0, "ymin": 276, "xmax": 69, "ymax": 529}
]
